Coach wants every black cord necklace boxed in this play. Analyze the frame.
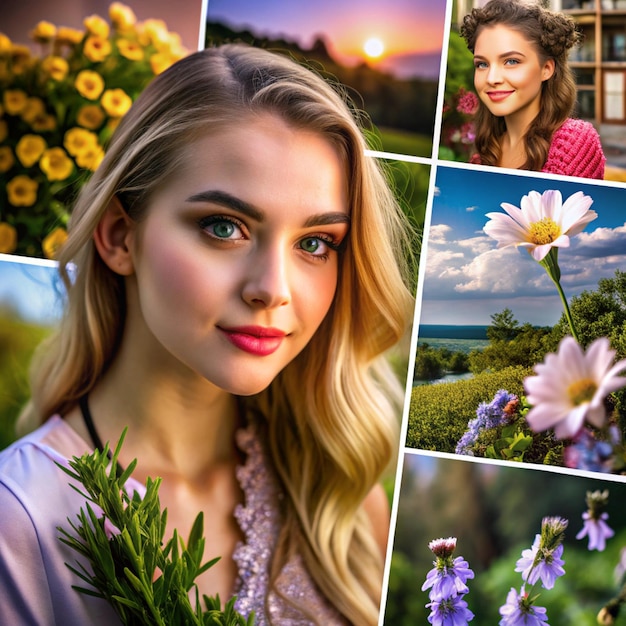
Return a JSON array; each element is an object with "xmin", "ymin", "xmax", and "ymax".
[
  {"xmin": 78, "ymin": 395, "xmax": 106, "ymax": 453},
  {"xmin": 78, "ymin": 395, "xmax": 124, "ymax": 474}
]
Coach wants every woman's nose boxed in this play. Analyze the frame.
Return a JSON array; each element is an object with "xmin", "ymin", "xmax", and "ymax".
[
  {"xmin": 487, "ymin": 65, "xmax": 503, "ymax": 85},
  {"xmin": 241, "ymin": 244, "xmax": 291, "ymax": 309}
]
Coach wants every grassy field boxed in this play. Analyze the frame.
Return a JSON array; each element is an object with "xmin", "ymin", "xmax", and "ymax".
[
  {"xmin": 376, "ymin": 127, "xmax": 432, "ymax": 158},
  {"xmin": 0, "ymin": 314, "xmax": 52, "ymax": 450}
]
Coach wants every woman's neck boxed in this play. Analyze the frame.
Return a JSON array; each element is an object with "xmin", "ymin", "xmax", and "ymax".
[
  {"xmin": 65, "ymin": 327, "xmax": 241, "ymax": 484},
  {"xmin": 499, "ymin": 101, "xmax": 540, "ymax": 168}
]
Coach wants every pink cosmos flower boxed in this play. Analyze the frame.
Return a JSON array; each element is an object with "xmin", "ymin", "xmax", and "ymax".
[
  {"xmin": 484, "ymin": 189, "xmax": 596, "ymax": 262},
  {"xmin": 524, "ymin": 337, "xmax": 626, "ymax": 439}
]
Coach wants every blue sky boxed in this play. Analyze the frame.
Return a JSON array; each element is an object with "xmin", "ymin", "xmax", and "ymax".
[
  {"xmin": 419, "ymin": 165, "xmax": 626, "ymax": 326},
  {"xmin": 0, "ymin": 255, "xmax": 64, "ymax": 326},
  {"xmin": 205, "ymin": 0, "xmax": 446, "ymax": 78}
]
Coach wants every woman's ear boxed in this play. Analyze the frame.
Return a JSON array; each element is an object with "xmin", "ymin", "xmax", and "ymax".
[
  {"xmin": 93, "ymin": 197, "xmax": 136, "ymax": 276},
  {"xmin": 542, "ymin": 58, "xmax": 555, "ymax": 81}
]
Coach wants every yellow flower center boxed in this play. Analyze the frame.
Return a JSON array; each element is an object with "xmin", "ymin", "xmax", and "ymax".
[
  {"xmin": 568, "ymin": 378, "xmax": 597, "ymax": 406},
  {"xmin": 528, "ymin": 217, "xmax": 561, "ymax": 245}
]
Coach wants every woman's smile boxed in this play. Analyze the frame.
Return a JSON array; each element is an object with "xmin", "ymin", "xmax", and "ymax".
[
  {"xmin": 217, "ymin": 325, "xmax": 288, "ymax": 356},
  {"xmin": 122, "ymin": 112, "xmax": 350, "ymax": 396},
  {"xmin": 473, "ymin": 24, "xmax": 554, "ymax": 128}
]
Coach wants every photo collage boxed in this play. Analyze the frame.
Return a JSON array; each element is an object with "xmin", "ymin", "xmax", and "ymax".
[{"xmin": 1, "ymin": 0, "xmax": 626, "ymax": 624}]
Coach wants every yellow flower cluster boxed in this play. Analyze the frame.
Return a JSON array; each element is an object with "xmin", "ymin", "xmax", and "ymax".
[{"xmin": 0, "ymin": 3, "xmax": 188, "ymax": 258}]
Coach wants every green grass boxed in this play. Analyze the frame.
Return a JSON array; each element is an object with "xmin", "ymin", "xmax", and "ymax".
[
  {"xmin": 376, "ymin": 127, "xmax": 432, "ymax": 158},
  {"xmin": 406, "ymin": 366, "xmax": 531, "ymax": 451},
  {"xmin": 0, "ymin": 313, "xmax": 52, "ymax": 450}
]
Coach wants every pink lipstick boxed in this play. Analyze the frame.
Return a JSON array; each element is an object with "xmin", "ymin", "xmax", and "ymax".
[
  {"xmin": 218, "ymin": 325, "xmax": 286, "ymax": 356},
  {"xmin": 487, "ymin": 90, "xmax": 514, "ymax": 102}
]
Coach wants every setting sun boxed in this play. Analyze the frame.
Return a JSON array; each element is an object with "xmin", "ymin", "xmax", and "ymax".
[{"xmin": 363, "ymin": 37, "xmax": 385, "ymax": 59}]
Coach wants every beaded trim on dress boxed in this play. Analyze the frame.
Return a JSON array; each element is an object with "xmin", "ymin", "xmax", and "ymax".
[{"xmin": 231, "ymin": 423, "xmax": 346, "ymax": 625}]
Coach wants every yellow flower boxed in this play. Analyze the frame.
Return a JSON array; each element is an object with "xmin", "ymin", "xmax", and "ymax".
[
  {"xmin": 11, "ymin": 44, "xmax": 31, "ymax": 62},
  {"xmin": 6, "ymin": 175, "xmax": 38, "ymax": 206},
  {"xmin": 40, "ymin": 147, "xmax": 74, "ymax": 181},
  {"xmin": 0, "ymin": 119, "xmax": 7, "ymax": 142},
  {"xmin": 83, "ymin": 15, "xmax": 110, "ymax": 39},
  {"xmin": 31, "ymin": 113, "xmax": 57, "ymax": 132},
  {"xmin": 77, "ymin": 104, "xmax": 105, "ymax": 130},
  {"xmin": 139, "ymin": 19, "xmax": 170, "ymax": 49},
  {"xmin": 21, "ymin": 97, "xmax": 46, "ymax": 124},
  {"xmin": 0, "ymin": 146, "xmax": 15, "ymax": 173},
  {"xmin": 116, "ymin": 39, "xmax": 144, "ymax": 61},
  {"xmin": 10, "ymin": 44, "xmax": 33, "ymax": 75},
  {"xmin": 64, "ymin": 127, "xmax": 99, "ymax": 156},
  {"xmin": 83, "ymin": 35, "xmax": 111, "ymax": 63},
  {"xmin": 55, "ymin": 26, "xmax": 84, "ymax": 47},
  {"xmin": 41, "ymin": 55, "xmax": 69, "ymax": 81},
  {"xmin": 150, "ymin": 51, "xmax": 176, "ymax": 76},
  {"xmin": 75, "ymin": 70, "xmax": 105, "ymax": 100},
  {"xmin": 75, "ymin": 144, "xmax": 105, "ymax": 171},
  {"xmin": 101, "ymin": 88, "xmax": 132, "ymax": 117},
  {"xmin": 16, "ymin": 134, "xmax": 47, "ymax": 167},
  {"xmin": 30, "ymin": 20, "xmax": 56, "ymax": 43},
  {"xmin": 3, "ymin": 89, "xmax": 28, "ymax": 115},
  {"xmin": 106, "ymin": 117, "xmax": 121, "ymax": 133},
  {"xmin": 0, "ymin": 33, "xmax": 12, "ymax": 51},
  {"xmin": 42, "ymin": 227, "xmax": 68, "ymax": 259},
  {"xmin": 0, "ymin": 222, "xmax": 17, "ymax": 254},
  {"xmin": 109, "ymin": 2, "xmax": 137, "ymax": 31}
]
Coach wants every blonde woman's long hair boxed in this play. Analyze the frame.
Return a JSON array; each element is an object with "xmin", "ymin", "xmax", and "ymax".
[{"xmin": 22, "ymin": 44, "xmax": 414, "ymax": 625}]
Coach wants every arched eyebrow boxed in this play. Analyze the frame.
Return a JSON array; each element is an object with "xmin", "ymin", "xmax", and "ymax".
[
  {"xmin": 474, "ymin": 50, "xmax": 527, "ymax": 61},
  {"xmin": 186, "ymin": 190, "xmax": 263, "ymax": 221},
  {"xmin": 186, "ymin": 189, "xmax": 350, "ymax": 227}
]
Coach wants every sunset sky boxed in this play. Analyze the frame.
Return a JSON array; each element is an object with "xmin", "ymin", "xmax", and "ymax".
[
  {"xmin": 419, "ymin": 166, "xmax": 626, "ymax": 327},
  {"xmin": 205, "ymin": 0, "xmax": 447, "ymax": 78}
]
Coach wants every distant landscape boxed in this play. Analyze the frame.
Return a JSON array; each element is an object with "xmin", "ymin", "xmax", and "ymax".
[
  {"xmin": 419, "ymin": 324, "xmax": 489, "ymax": 340},
  {"xmin": 417, "ymin": 325, "xmax": 489, "ymax": 355},
  {"xmin": 205, "ymin": 20, "xmax": 439, "ymax": 153}
]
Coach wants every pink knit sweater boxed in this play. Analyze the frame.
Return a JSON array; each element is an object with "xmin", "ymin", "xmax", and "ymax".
[
  {"xmin": 542, "ymin": 118, "xmax": 605, "ymax": 179},
  {"xmin": 469, "ymin": 118, "xmax": 606, "ymax": 179}
]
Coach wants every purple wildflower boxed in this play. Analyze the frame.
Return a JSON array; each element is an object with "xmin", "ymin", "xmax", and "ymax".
[
  {"xmin": 576, "ymin": 511, "xmax": 614, "ymax": 551},
  {"xmin": 515, "ymin": 535, "xmax": 565, "ymax": 590},
  {"xmin": 499, "ymin": 587, "xmax": 549, "ymax": 626},
  {"xmin": 422, "ymin": 556, "xmax": 475, "ymax": 600},
  {"xmin": 515, "ymin": 517, "xmax": 567, "ymax": 590},
  {"xmin": 423, "ymin": 538, "xmax": 475, "ymax": 600},
  {"xmin": 576, "ymin": 490, "xmax": 615, "ymax": 551},
  {"xmin": 563, "ymin": 428, "xmax": 614, "ymax": 473},
  {"xmin": 427, "ymin": 594, "xmax": 474, "ymax": 626},
  {"xmin": 456, "ymin": 390, "xmax": 518, "ymax": 455}
]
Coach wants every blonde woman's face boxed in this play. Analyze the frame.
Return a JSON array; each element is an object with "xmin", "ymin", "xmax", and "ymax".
[
  {"xmin": 473, "ymin": 24, "xmax": 554, "ymax": 127},
  {"xmin": 126, "ymin": 113, "xmax": 349, "ymax": 395}
]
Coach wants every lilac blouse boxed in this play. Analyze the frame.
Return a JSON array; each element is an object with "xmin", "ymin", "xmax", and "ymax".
[{"xmin": 0, "ymin": 416, "xmax": 344, "ymax": 625}]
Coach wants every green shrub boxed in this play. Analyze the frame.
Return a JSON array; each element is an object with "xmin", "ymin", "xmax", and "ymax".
[{"xmin": 406, "ymin": 366, "xmax": 531, "ymax": 451}]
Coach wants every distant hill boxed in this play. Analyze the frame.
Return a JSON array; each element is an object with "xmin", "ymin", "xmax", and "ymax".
[
  {"xmin": 205, "ymin": 20, "xmax": 438, "ymax": 136},
  {"xmin": 377, "ymin": 51, "xmax": 442, "ymax": 81},
  {"xmin": 419, "ymin": 324, "xmax": 489, "ymax": 340}
]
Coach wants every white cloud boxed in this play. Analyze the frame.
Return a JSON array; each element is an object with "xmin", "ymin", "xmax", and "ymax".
[{"xmin": 422, "ymin": 220, "xmax": 626, "ymax": 301}]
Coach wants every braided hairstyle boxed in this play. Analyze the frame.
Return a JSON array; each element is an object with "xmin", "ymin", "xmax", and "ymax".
[{"xmin": 461, "ymin": 0, "xmax": 582, "ymax": 170}]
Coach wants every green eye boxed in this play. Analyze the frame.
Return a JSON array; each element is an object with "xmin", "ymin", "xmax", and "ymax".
[
  {"xmin": 300, "ymin": 237, "xmax": 322, "ymax": 254},
  {"xmin": 212, "ymin": 221, "xmax": 236, "ymax": 238}
]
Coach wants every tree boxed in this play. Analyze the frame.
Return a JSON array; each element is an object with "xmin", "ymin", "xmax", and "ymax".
[{"xmin": 487, "ymin": 308, "xmax": 520, "ymax": 342}]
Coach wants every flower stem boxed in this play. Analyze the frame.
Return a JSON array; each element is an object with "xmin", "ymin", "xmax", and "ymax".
[
  {"xmin": 539, "ymin": 249, "xmax": 579, "ymax": 342},
  {"xmin": 552, "ymin": 276, "xmax": 579, "ymax": 343}
]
